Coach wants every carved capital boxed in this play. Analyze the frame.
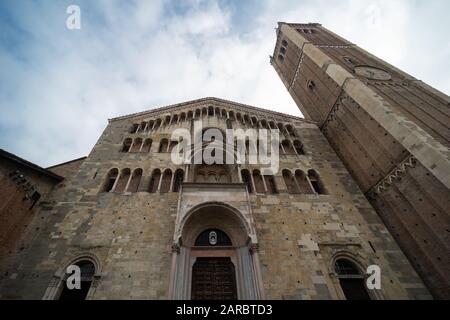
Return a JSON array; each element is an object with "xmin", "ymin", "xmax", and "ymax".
[
  {"xmin": 171, "ymin": 244, "xmax": 180, "ymax": 254},
  {"xmin": 249, "ymin": 243, "xmax": 260, "ymax": 254}
]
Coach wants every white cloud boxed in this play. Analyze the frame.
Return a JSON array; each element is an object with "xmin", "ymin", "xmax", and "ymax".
[{"xmin": 0, "ymin": 0, "xmax": 448, "ymax": 167}]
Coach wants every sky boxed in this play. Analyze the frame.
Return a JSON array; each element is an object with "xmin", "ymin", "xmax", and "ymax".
[{"xmin": 0, "ymin": 0, "xmax": 449, "ymax": 167}]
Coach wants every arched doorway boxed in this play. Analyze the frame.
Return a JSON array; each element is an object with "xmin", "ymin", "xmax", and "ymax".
[
  {"xmin": 170, "ymin": 203, "xmax": 263, "ymax": 300},
  {"xmin": 191, "ymin": 230, "xmax": 237, "ymax": 300}
]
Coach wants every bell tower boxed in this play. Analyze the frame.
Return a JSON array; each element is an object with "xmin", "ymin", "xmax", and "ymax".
[{"xmin": 271, "ymin": 22, "xmax": 450, "ymax": 299}]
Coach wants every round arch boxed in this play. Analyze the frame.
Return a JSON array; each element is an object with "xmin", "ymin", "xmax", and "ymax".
[{"xmin": 176, "ymin": 201, "xmax": 254, "ymax": 246}]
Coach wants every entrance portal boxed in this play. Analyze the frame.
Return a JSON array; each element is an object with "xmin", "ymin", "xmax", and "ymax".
[
  {"xmin": 192, "ymin": 258, "xmax": 237, "ymax": 300},
  {"xmin": 170, "ymin": 202, "xmax": 264, "ymax": 300}
]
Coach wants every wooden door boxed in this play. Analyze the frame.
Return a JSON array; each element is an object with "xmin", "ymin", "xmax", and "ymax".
[{"xmin": 191, "ymin": 258, "xmax": 237, "ymax": 300}]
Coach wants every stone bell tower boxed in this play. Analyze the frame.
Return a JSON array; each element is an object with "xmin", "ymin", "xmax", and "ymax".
[{"xmin": 271, "ymin": 22, "xmax": 450, "ymax": 299}]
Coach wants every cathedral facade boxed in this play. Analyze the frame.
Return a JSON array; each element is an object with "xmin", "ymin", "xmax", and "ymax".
[{"xmin": 0, "ymin": 97, "xmax": 431, "ymax": 300}]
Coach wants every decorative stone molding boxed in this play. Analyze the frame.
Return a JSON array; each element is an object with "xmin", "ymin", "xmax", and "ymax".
[
  {"xmin": 321, "ymin": 91, "xmax": 348, "ymax": 134},
  {"xmin": 368, "ymin": 155, "xmax": 418, "ymax": 197},
  {"xmin": 289, "ymin": 50, "xmax": 305, "ymax": 91},
  {"xmin": 315, "ymin": 44, "xmax": 355, "ymax": 49}
]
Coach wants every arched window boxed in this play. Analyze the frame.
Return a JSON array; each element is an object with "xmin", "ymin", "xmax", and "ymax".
[
  {"xmin": 251, "ymin": 117, "xmax": 258, "ymax": 127},
  {"xmin": 244, "ymin": 115, "xmax": 250, "ymax": 125},
  {"xmin": 173, "ymin": 169, "xmax": 184, "ymax": 192},
  {"xmin": 142, "ymin": 139, "xmax": 152, "ymax": 153},
  {"xmin": 164, "ymin": 115, "xmax": 171, "ymax": 126},
  {"xmin": 130, "ymin": 124, "xmax": 139, "ymax": 134},
  {"xmin": 114, "ymin": 168, "xmax": 131, "ymax": 193},
  {"xmin": 202, "ymin": 107, "xmax": 208, "ymax": 117},
  {"xmin": 218, "ymin": 171, "xmax": 230, "ymax": 183},
  {"xmin": 148, "ymin": 120, "xmax": 155, "ymax": 131},
  {"xmin": 127, "ymin": 169, "xmax": 143, "ymax": 193},
  {"xmin": 187, "ymin": 111, "xmax": 193, "ymax": 121},
  {"xmin": 241, "ymin": 169, "xmax": 253, "ymax": 193},
  {"xmin": 195, "ymin": 109, "xmax": 201, "ymax": 119},
  {"xmin": 281, "ymin": 40, "xmax": 288, "ymax": 47},
  {"xmin": 101, "ymin": 168, "xmax": 118, "ymax": 193},
  {"xmin": 59, "ymin": 260, "xmax": 95, "ymax": 300},
  {"xmin": 264, "ymin": 175, "xmax": 277, "ymax": 194},
  {"xmin": 160, "ymin": 169, "xmax": 172, "ymax": 193},
  {"xmin": 130, "ymin": 138, "xmax": 142, "ymax": 153},
  {"xmin": 229, "ymin": 111, "xmax": 235, "ymax": 120},
  {"xmin": 294, "ymin": 140, "xmax": 305, "ymax": 155},
  {"xmin": 261, "ymin": 120, "xmax": 269, "ymax": 130},
  {"xmin": 208, "ymin": 106, "xmax": 214, "ymax": 116},
  {"xmin": 148, "ymin": 169, "xmax": 161, "ymax": 193},
  {"xmin": 159, "ymin": 139, "xmax": 169, "ymax": 153},
  {"xmin": 215, "ymin": 107, "xmax": 220, "ymax": 117},
  {"xmin": 282, "ymin": 170, "xmax": 299, "ymax": 194},
  {"xmin": 226, "ymin": 119, "xmax": 233, "ymax": 130},
  {"xmin": 121, "ymin": 138, "xmax": 132, "ymax": 153},
  {"xmin": 236, "ymin": 113, "xmax": 243, "ymax": 123},
  {"xmin": 286, "ymin": 125, "xmax": 296, "ymax": 137},
  {"xmin": 278, "ymin": 54, "xmax": 285, "ymax": 62},
  {"xmin": 172, "ymin": 114, "xmax": 179, "ymax": 124},
  {"xmin": 196, "ymin": 171, "xmax": 206, "ymax": 183},
  {"xmin": 282, "ymin": 140, "xmax": 295, "ymax": 154},
  {"xmin": 335, "ymin": 259, "xmax": 371, "ymax": 300},
  {"xmin": 195, "ymin": 229, "xmax": 232, "ymax": 247},
  {"xmin": 168, "ymin": 140, "xmax": 178, "ymax": 153},
  {"xmin": 308, "ymin": 170, "xmax": 327, "ymax": 195},
  {"xmin": 139, "ymin": 122, "xmax": 147, "ymax": 132},
  {"xmin": 221, "ymin": 109, "xmax": 227, "ymax": 118},
  {"xmin": 280, "ymin": 47, "xmax": 286, "ymax": 54},
  {"xmin": 295, "ymin": 170, "xmax": 314, "ymax": 194},
  {"xmin": 180, "ymin": 113, "xmax": 186, "ymax": 122},
  {"xmin": 253, "ymin": 170, "xmax": 265, "ymax": 193},
  {"xmin": 154, "ymin": 119, "xmax": 162, "ymax": 130}
]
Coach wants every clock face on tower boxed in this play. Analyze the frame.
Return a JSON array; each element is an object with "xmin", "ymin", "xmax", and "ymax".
[{"xmin": 353, "ymin": 65, "xmax": 392, "ymax": 81}]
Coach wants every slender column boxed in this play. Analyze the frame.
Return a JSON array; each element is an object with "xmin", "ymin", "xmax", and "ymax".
[
  {"xmin": 261, "ymin": 174, "xmax": 268, "ymax": 193},
  {"xmin": 111, "ymin": 173, "xmax": 121, "ymax": 192},
  {"xmin": 250, "ymin": 172, "xmax": 257, "ymax": 194},
  {"xmin": 293, "ymin": 173, "xmax": 302, "ymax": 194},
  {"xmin": 168, "ymin": 244, "xmax": 180, "ymax": 299},
  {"xmin": 250, "ymin": 244, "xmax": 266, "ymax": 299},
  {"xmin": 156, "ymin": 173, "xmax": 163, "ymax": 192},
  {"xmin": 123, "ymin": 173, "xmax": 133, "ymax": 193},
  {"xmin": 169, "ymin": 172, "xmax": 175, "ymax": 192}
]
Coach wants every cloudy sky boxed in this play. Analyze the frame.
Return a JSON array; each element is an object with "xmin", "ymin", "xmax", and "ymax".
[{"xmin": 0, "ymin": 0, "xmax": 449, "ymax": 167}]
